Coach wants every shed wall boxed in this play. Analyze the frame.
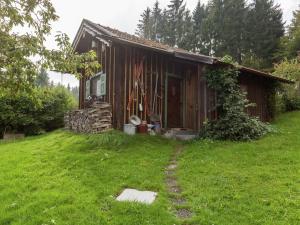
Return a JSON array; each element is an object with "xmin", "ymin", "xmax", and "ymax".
[{"xmin": 78, "ymin": 36, "xmax": 272, "ymax": 132}]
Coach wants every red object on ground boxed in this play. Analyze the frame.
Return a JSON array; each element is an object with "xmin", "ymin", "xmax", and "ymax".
[{"xmin": 137, "ymin": 122, "xmax": 148, "ymax": 134}]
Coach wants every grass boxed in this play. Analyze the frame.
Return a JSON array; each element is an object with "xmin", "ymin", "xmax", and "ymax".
[
  {"xmin": 178, "ymin": 111, "xmax": 300, "ymax": 225},
  {"xmin": 0, "ymin": 132, "xmax": 177, "ymax": 225},
  {"xmin": 0, "ymin": 111, "xmax": 300, "ymax": 225}
]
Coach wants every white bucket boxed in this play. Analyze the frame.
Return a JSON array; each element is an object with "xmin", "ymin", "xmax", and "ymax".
[{"xmin": 123, "ymin": 124, "xmax": 136, "ymax": 135}]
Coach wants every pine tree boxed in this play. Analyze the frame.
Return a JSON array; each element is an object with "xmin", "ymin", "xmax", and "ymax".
[
  {"xmin": 178, "ymin": 9, "xmax": 194, "ymax": 50},
  {"xmin": 35, "ymin": 68, "xmax": 49, "ymax": 87},
  {"xmin": 136, "ymin": 7, "xmax": 152, "ymax": 39},
  {"xmin": 203, "ymin": 0, "xmax": 224, "ymax": 56},
  {"xmin": 221, "ymin": 0, "xmax": 248, "ymax": 63},
  {"xmin": 160, "ymin": 9, "xmax": 170, "ymax": 44},
  {"xmin": 192, "ymin": 1, "xmax": 207, "ymax": 53},
  {"xmin": 166, "ymin": 0, "xmax": 187, "ymax": 47},
  {"xmin": 286, "ymin": 7, "xmax": 300, "ymax": 58},
  {"xmin": 150, "ymin": 1, "xmax": 163, "ymax": 41},
  {"xmin": 202, "ymin": 0, "xmax": 248, "ymax": 63},
  {"xmin": 246, "ymin": 0, "xmax": 284, "ymax": 68}
]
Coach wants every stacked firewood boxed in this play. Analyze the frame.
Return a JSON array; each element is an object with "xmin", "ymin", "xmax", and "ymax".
[{"xmin": 64, "ymin": 102, "xmax": 112, "ymax": 133}]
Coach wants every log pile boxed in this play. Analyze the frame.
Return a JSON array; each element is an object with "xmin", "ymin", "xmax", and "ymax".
[{"xmin": 64, "ymin": 102, "xmax": 112, "ymax": 133}]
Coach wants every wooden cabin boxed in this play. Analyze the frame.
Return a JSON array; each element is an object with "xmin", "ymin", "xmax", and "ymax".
[{"xmin": 73, "ymin": 19, "xmax": 291, "ymax": 131}]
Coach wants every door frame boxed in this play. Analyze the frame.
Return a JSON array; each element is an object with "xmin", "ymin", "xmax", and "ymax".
[{"xmin": 164, "ymin": 72, "xmax": 183, "ymax": 128}]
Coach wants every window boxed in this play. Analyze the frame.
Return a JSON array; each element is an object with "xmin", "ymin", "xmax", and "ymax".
[
  {"xmin": 88, "ymin": 72, "xmax": 106, "ymax": 98},
  {"xmin": 98, "ymin": 73, "xmax": 106, "ymax": 96}
]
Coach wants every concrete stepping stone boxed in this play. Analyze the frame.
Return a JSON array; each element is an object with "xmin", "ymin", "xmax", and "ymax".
[
  {"xmin": 176, "ymin": 208, "xmax": 193, "ymax": 218},
  {"xmin": 168, "ymin": 185, "xmax": 181, "ymax": 193},
  {"xmin": 116, "ymin": 188, "xmax": 157, "ymax": 204},
  {"xmin": 167, "ymin": 164, "xmax": 177, "ymax": 170}
]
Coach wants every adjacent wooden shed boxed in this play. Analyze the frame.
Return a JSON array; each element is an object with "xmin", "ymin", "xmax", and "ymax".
[{"xmin": 73, "ymin": 19, "xmax": 291, "ymax": 131}]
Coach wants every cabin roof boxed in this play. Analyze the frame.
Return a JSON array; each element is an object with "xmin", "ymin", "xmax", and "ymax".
[{"xmin": 73, "ymin": 19, "xmax": 293, "ymax": 84}]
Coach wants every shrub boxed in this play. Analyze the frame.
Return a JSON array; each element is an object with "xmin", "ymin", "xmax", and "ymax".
[
  {"xmin": 273, "ymin": 58, "xmax": 300, "ymax": 112},
  {"xmin": 0, "ymin": 86, "xmax": 76, "ymax": 137},
  {"xmin": 200, "ymin": 67, "xmax": 270, "ymax": 141}
]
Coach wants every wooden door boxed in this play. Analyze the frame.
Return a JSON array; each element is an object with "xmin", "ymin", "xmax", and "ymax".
[{"xmin": 167, "ymin": 77, "xmax": 182, "ymax": 128}]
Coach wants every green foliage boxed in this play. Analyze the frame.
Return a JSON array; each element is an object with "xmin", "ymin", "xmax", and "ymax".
[
  {"xmin": 136, "ymin": 7, "xmax": 152, "ymax": 39},
  {"xmin": 276, "ymin": 7, "xmax": 300, "ymax": 60},
  {"xmin": 35, "ymin": 68, "xmax": 49, "ymax": 87},
  {"xmin": 0, "ymin": 0, "xmax": 57, "ymax": 94},
  {"xmin": 136, "ymin": 0, "xmax": 285, "ymax": 69},
  {"xmin": 246, "ymin": 0, "xmax": 284, "ymax": 68},
  {"xmin": 273, "ymin": 58, "xmax": 300, "ymax": 80},
  {"xmin": 0, "ymin": 87, "xmax": 76, "ymax": 136},
  {"xmin": 192, "ymin": 1, "xmax": 207, "ymax": 53},
  {"xmin": 0, "ymin": 0, "xmax": 100, "ymax": 96},
  {"xmin": 273, "ymin": 58, "xmax": 300, "ymax": 111},
  {"xmin": 201, "ymin": 67, "xmax": 270, "ymax": 141},
  {"xmin": 49, "ymin": 32, "xmax": 101, "ymax": 79}
]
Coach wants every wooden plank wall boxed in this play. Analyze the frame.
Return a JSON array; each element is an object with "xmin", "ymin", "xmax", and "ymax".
[
  {"xmin": 111, "ymin": 44, "xmax": 167, "ymax": 129},
  {"xmin": 239, "ymin": 75, "xmax": 270, "ymax": 122},
  {"xmin": 111, "ymin": 44, "xmax": 213, "ymax": 130},
  {"xmin": 78, "ymin": 38, "xmax": 228, "ymax": 131}
]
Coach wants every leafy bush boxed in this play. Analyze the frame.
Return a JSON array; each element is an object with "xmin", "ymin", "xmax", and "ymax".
[
  {"xmin": 0, "ymin": 86, "xmax": 76, "ymax": 137},
  {"xmin": 273, "ymin": 58, "xmax": 300, "ymax": 112},
  {"xmin": 200, "ymin": 67, "xmax": 270, "ymax": 141}
]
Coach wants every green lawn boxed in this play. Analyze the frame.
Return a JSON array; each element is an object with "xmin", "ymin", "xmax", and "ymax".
[
  {"xmin": 178, "ymin": 111, "xmax": 300, "ymax": 225},
  {"xmin": 0, "ymin": 112, "xmax": 300, "ymax": 225},
  {"xmin": 0, "ymin": 132, "xmax": 177, "ymax": 225}
]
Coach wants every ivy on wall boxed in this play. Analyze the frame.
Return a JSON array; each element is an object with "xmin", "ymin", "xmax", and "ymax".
[{"xmin": 201, "ymin": 67, "xmax": 271, "ymax": 141}]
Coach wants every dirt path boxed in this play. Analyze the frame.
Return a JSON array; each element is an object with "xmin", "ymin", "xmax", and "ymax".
[{"xmin": 165, "ymin": 145, "xmax": 193, "ymax": 220}]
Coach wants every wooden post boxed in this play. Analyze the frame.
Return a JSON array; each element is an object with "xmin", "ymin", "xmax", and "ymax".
[
  {"xmin": 113, "ymin": 46, "xmax": 116, "ymax": 126},
  {"xmin": 108, "ymin": 46, "xmax": 112, "ymax": 103},
  {"xmin": 129, "ymin": 48, "xmax": 132, "ymax": 118},
  {"xmin": 124, "ymin": 47, "xmax": 127, "ymax": 124},
  {"xmin": 197, "ymin": 64, "xmax": 201, "ymax": 131}
]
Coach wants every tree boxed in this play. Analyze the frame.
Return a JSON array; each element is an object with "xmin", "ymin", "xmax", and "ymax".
[
  {"xmin": 136, "ymin": 7, "xmax": 152, "ymax": 39},
  {"xmin": 192, "ymin": 1, "xmax": 207, "ymax": 53},
  {"xmin": 35, "ymin": 69, "xmax": 49, "ymax": 87},
  {"xmin": 160, "ymin": 9, "xmax": 170, "ymax": 43},
  {"xmin": 202, "ymin": 0, "xmax": 248, "ymax": 63},
  {"xmin": 71, "ymin": 86, "xmax": 79, "ymax": 102},
  {"xmin": 0, "ymin": 0, "xmax": 100, "ymax": 96},
  {"xmin": 273, "ymin": 58, "xmax": 300, "ymax": 111},
  {"xmin": 202, "ymin": 0, "xmax": 224, "ymax": 56},
  {"xmin": 0, "ymin": 0, "xmax": 57, "ymax": 94},
  {"xmin": 150, "ymin": 1, "xmax": 163, "ymax": 41},
  {"xmin": 276, "ymin": 6, "xmax": 300, "ymax": 59},
  {"xmin": 178, "ymin": 9, "xmax": 194, "ymax": 51},
  {"xmin": 221, "ymin": 0, "xmax": 248, "ymax": 63},
  {"xmin": 166, "ymin": 0, "xmax": 187, "ymax": 47},
  {"xmin": 246, "ymin": 0, "xmax": 284, "ymax": 68}
]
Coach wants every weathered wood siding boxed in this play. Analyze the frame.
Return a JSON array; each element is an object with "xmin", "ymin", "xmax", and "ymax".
[
  {"xmin": 78, "ymin": 34, "xmax": 272, "ymax": 131},
  {"xmin": 79, "ymin": 36, "xmax": 208, "ymax": 130},
  {"xmin": 239, "ymin": 74, "xmax": 270, "ymax": 122}
]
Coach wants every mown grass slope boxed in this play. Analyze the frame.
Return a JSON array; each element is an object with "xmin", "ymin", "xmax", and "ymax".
[
  {"xmin": 0, "ymin": 132, "xmax": 176, "ymax": 225},
  {"xmin": 178, "ymin": 111, "xmax": 300, "ymax": 225},
  {"xmin": 0, "ymin": 112, "xmax": 299, "ymax": 225}
]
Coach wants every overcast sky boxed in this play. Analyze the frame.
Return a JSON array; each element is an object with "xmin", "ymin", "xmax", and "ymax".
[{"xmin": 47, "ymin": 0, "xmax": 300, "ymax": 87}]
